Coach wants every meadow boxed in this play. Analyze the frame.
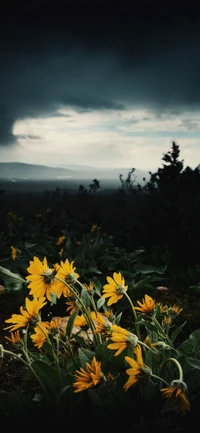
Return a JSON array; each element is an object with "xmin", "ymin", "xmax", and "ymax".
[{"xmin": 0, "ymin": 142, "xmax": 200, "ymax": 430}]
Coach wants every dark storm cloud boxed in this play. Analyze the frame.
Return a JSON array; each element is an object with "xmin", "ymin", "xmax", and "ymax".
[{"xmin": 1, "ymin": 0, "xmax": 200, "ymax": 146}]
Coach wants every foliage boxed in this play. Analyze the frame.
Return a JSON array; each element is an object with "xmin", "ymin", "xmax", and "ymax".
[
  {"xmin": 1, "ymin": 140, "xmax": 200, "ymax": 429},
  {"xmin": 0, "ymin": 256, "xmax": 200, "ymax": 430}
]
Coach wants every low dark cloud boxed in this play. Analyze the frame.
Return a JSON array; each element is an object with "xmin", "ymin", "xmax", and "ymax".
[
  {"xmin": 16, "ymin": 134, "xmax": 42, "ymax": 140},
  {"xmin": 179, "ymin": 119, "xmax": 200, "ymax": 131},
  {"xmin": 1, "ymin": 0, "xmax": 200, "ymax": 146}
]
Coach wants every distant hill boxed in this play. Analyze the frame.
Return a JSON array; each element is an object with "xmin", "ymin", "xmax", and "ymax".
[
  {"xmin": 0, "ymin": 162, "xmax": 75, "ymax": 180},
  {"xmin": 0, "ymin": 162, "xmax": 150, "ymax": 184}
]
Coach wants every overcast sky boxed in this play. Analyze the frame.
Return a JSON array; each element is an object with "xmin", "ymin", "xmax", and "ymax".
[{"xmin": 1, "ymin": 0, "xmax": 200, "ymax": 170}]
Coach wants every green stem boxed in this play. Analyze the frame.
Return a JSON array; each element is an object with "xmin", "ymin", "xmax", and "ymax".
[
  {"xmin": 58, "ymin": 340, "xmax": 77, "ymax": 369},
  {"xmin": 86, "ymin": 330, "xmax": 92, "ymax": 348},
  {"xmin": 77, "ymin": 281, "xmax": 103, "ymax": 345},
  {"xmin": 55, "ymin": 334, "xmax": 60, "ymax": 357},
  {"xmin": 22, "ymin": 347, "xmax": 32, "ymax": 364},
  {"xmin": 37, "ymin": 323, "xmax": 63, "ymax": 388},
  {"xmin": 55, "ymin": 276, "xmax": 101, "ymax": 347},
  {"xmin": 151, "ymin": 373, "xmax": 169, "ymax": 386},
  {"xmin": 123, "ymin": 291, "xmax": 141, "ymax": 339},
  {"xmin": 163, "ymin": 357, "xmax": 183, "ymax": 382},
  {"xmin": 139, "ymin": 340, "xmax": 158, "ymax": 355},
  {"xmin": 83, "ymin": 286, "xmax": 98, "ymax": 316},
  {"xmin": 88, "ymin": 297, "xmax": 103, "ymax": 344},
  {"xmin": 75, "ymin": 279, "xmax": 102, "ymax": 344},
  {"xmin": 24, "ymin": 324, "xmax": 29, "ymax": 352},
  {"xmin": 3, "ymin": 348, "xmax": 51, "ymax": 402},
  {"xmin": 152, "ymin": 317, "xmax": 174, "ymax": 348}
]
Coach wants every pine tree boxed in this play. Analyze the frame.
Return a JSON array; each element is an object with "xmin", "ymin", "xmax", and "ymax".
[{"xmin": 148, "ymin": 141, "xmax": 184, "ymax": 193}]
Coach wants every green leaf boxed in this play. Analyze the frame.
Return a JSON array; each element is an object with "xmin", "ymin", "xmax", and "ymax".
[
  {"xmin": 103, "ymin": 257, "xmax": 119, "ymax": 270},
  {"xmin": 115, "ymin": 312, "xmax": 122, "ymax": 325},
  {"xmin": 78, "ymin": 347, "xmax": 95, "ymax": 369},
  {"xmin": 31, "ymin": 359, "xmax": 61, "ymax": 397},
  {"xmin": 0, "ymin": 391, "xmax": 34, "ymax": 419},
  {"xmin": 66, "ymin": 310, "xmax": 78, "ymax": 339},
  {"xmin": 50, "ymin": 293, "xmax": 57, "ymax": 305},
  {"xmin": 134, "ymin": 264, "xmax": 166, "ymax": 275},
  {"xmin": 42, "ymin": 341, "xmax": 56, "ymax": 357},
  {"xmin": 97, "ymin": 297, "xmax": 105, "ymax": 310},
  {"xmin": 66, "ymin": 356, "xmax": 80, "ymax": 372},
  {"xmin": 0, "ymin": 265, "xmax": 26, "ymax": 282},
  {"xmin": 73, "ymin": 333, "xmax": 89, "ymax": 348},
  {"xmin": 185, "ymin": 355, "xmax": 200, "ymax": 370},
  {"xmin": 143, "ymin": 378, "xmax": 157, "ymax": 401},
  {"xmin": 96, "ymin": 343, "xmax": 114, "ymax": 360},
  {"xmin": 86, "ymin": 267, "xmax": 102, "ymax": 274},
  {"xmin": 87, "ymin": 388, "xmax": 102, "ymax": 405},
  {"xmin": 25, "ymin": 242, "xmax": 36, "ymax": 248},
  {"xmin": 0, "ymin": 265, "xmax": 26, "ymax": 291},
  {"xmin": 171, "ymin": 321, "xmax": 187, "ymax": 343},
  {"xmin": 189, "ymin": 284, "xmax": 200, "ymax": 293},
  {"xmin": 56, "ymin": 385, "xmax": 71, "ymax": 404},
  {"xmin": 81, "ymin": 287, "xmax": 91, "ymax": 309},
  {"xmin": 93, "ymin": 279, "xmax": 102, "ymax": 296},
  {"xmin": 136, "ymin": 320, "xmax": 158, "ymax": 332},
  {"xmin": 178, "ymin": 329, "xmax": 200, "ymax": 356}
]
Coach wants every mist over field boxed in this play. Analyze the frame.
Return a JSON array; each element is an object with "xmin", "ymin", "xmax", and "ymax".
[{"xmin": 0, "ymin": 162, "xmax": 150, "ymax": 194}]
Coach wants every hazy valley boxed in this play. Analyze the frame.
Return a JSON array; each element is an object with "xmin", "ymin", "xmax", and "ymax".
[{"xmin": 0, "ymin": 162, "xmax": 150, "ymax": 194}]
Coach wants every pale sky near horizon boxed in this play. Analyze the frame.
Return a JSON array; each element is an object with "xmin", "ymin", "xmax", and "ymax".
[{"xmin": 1, "ymin": 0, "xmax": 200, "ymax": 171}]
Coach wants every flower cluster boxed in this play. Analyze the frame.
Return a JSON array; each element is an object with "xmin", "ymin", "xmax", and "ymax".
[{"xmin": 2, "ymin": 256, "xmax": 192, "ymax": 420}]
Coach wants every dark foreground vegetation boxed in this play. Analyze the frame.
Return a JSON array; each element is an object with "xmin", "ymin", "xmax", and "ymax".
[
  {"xmin": 1, "ymin": 141, "xmax": 200, "ymax": 289},
  {"xmin": 0, "ymin": 141, "xmax": 200, "ymax": 430}
]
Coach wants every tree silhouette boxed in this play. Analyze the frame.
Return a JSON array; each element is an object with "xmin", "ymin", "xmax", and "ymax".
[
  {"xmin": 89, "ymin": 179, "xmax": 100, "ymax": 195},
  {"xmin": 76, "ymin": 184, "xmax": 88, "ymax": 197},
  {"xmin": 119, "ymin": 168, "xmax": 136, "ymax": 194},
  {"xmin": 148, "ymin": 141, "xmax": 184, "ymax": 194}
]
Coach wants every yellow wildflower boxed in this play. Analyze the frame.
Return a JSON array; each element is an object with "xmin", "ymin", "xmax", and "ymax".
[
  {"xmin": 107, "ymin": 324, "xmax": 138, "ymax": 356},
  {"xmin": 134, "ymin": 294, "xmax": 155, "ymax": 313},
  {"xmin": 66, "ymin": 297, "xmax": 78, "ymax": 315},
  {"xmin": 91, "ymin": 224, "xmax": 98, "ymax": 232},
  {"xmin": 90, "ymin": 311, "xmax": 112, "ymax": 336},
  {"xmin": 11, "ymin": 246, "xmax": 17, "ymax": 260},
  {"xmin": 82, "ymin": 281, "xmax": 95, "ymax": 292},
  {"xmin": 31, "ymin": 318, "xmax": 62, "ymax": 349},
  {"xmin": 169, "ymin": 305, "xmax": 183, "ymax": 315},
  {"xmin": 163, "ymin": 316, "xmax": 172, "ymax": 325},
  {"xmin": 102, "ymin": 272, "xmax": 128, "ymax": 306},
  {"xmin": 31, "ymin": 324, "xmax": 49, "ymax": 349},
  {"xmin": 107, "ymin": 372, "xmax": 114, "ymax": 381},
  {"xmin": 4, "ymin": 297, "xmax": 47, "ymax": 332},
  {"xmin": 57, "ymin": 259, "xmax": 79, "ymax": 283},
  {"xmin": 156, "ymin": 302, "xmax": 168, "ymax": 313},
  {"xmin": 49, "ymin": 317, "xmax": 63, "ymax": 330},
  {"xmin": 26, "ymin": 256, "xmax": 60, "ymax": 302},
  {"xmin": 124, "ymin": 345, "xmax": 149, "ymax": 391},
  {"xmin": 73, "ymin": 314, "xmax": 88, "ymax": 328},
  {"xmin": 144, "ymin": 336, "xmax": 158, "ymax": 348},
  {"xmin": 5, "ymin": 330, "xmax": 21, "ymax": 345},
  {"xmin": 161, "ymin": 382, "xmax": 190, "ymax": 415},
  {"xmin": 103, "ymin": 309, "xmax": 115, "ymax": 322},
  {"xmin": 73, "ymin": 356, "xmax": 102, "ymax": 393},
  {"xmin": 56, "ymin": 235, "xmax": 66, "ymax": 245}
]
